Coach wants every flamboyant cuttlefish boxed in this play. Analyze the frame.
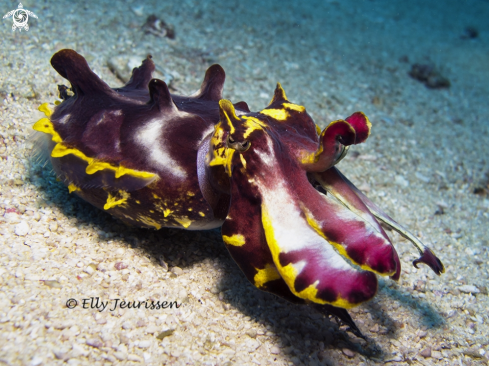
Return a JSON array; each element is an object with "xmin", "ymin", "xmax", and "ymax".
[{"xmin": 33, "ymin": 49, "xmax": 444, "ymax": 336}]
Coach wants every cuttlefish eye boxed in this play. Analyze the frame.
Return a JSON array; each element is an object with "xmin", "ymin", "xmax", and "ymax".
[
  {"xmin": 226, "ymin": 135, "xmax": 251, "ymax": 152},
  {"xmin": 333, "ymin": 145, "xmax": 349, "ymax": 166}
]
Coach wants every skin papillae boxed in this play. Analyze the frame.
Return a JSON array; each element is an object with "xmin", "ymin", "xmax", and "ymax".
[{"xmin": 34, "ymin": 49, "xmax": 445, "ymax": 338}]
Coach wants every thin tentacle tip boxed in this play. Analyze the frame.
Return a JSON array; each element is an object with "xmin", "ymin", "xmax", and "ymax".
[{"xmin": 412, "ymin": 248, "xmax": 445, "ymax": 275}]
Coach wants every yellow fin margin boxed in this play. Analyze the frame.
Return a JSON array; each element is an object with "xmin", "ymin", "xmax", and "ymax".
[
  {"xmin": 33, "ymin": 118, "xmax": 62, "ymax": 143},
  {"xmin": 38, "ymin": 103, "xmax": 54, "ymax": 117},
  {"xmin": 34, "ymin": 103, "xmax": 156, "ymax": 181},
  {"xmin": 51, "ymin": 143, "xmax": 156, "ymax": 180}
]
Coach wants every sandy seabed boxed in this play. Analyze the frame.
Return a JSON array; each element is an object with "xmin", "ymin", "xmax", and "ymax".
[{"xmin": 1, "ymin": 0, "xmax": 488, "ymax": 365}]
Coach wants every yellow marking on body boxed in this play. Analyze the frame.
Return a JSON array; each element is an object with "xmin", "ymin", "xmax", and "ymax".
[
  {"xmin": 38, "ymin": 103, "xmax": 54, "ymax": 117},
  {"xmin": 136, "ymin": 200, "xmax": 141, "ymax": 204},
  {"xmin": 242, "ymin": 116, "xmax": 267, "ymax": 128},
  {"xmin": 174, "ymin": 217, "xmax": 192, "ymax": 228},
  {"xmin": 260, "ymin": 108, "xmax": 289, "ymax": 121},
  {"xmin": 198, "ymin": 211, "xmax": 205, "ymax": 217},
  {"xmin": 302, "ymin": 206, "xmax": 394, "ymax": 277},
  {"xmin": 104, "ymin": 191, "xmax": 130, "ymax": 210},
  {"xmin": 283, "ymin": 102, "xmax": 305, "ymax": 112},
  {"xmin": 258, "ymin": 103, "xmax": 305, "ymax": 122},
  {"xmin": 209, "ymin": 125, "xmax": 233, "ymax": 172},
  {"xmin": 261, "ymin": 204, "xmax": 357, "ymax": 308},
  {"xmin": 33, "ymin": 118, "xmax": 62, "ymax": 143},
  {"xmin": 222, "ymin": 234, "xmax": 246, "ymax": 247},
  {"xmin": 315, "ymin": 124, "xmax": 321, "ymax": 136},
  {"xmin": 188, "ymin": 208, "xmax": 193, "ymax": 211},
  {"xmin": 153, "ymin": 193, "xmax": 160, "ymax": 199},
  {"xmin": 219, "ymin": 100, "xmax": 237, "ymax": 134},
  {"xmin": 242, "ymin": 117, "xmax": 266, "ymax": 139},
  {"xmin": 50, "ymin": 143, "xmax": 156, "ymax": 180},
  {"xmin": 54, "ymin": 100, "xmax": 61, "ymax": 106},
  {"xmin": 187, "ymin": 191, "xmax": 195, "ymax": 197},
  {"xmin": 254, "ymin": 263, "xmax": 281, "ymax": 288},
  {"xmin": 224, "ymin": 149, "xmax": 235, "ymax": 176},
  {"xmin": 67, "ymin": 183, "xmax": 80, "ymax": 193},
  {"xmin": 138, "ymin": 215, "xmax": 161, "ymax": 230},
  {"xmin": 86, "ymin": 160, "xmax": 155, "ymax": 179},
  {"xmin": 209, "ymin": 146, "xmax": 235, "ymax": 177},
  {"xmin": 239, "ymin": 154, "xmax": 247, "ymax": 168},
  {"xmin": 150, "ymin": 210, "xmax": 154, "ymax": 213},
  {"xmin": 213, "ymin": 121, "xmax": 224, "ymax": 135},
  {"xmin": 299, "ymin": 144, "xmax": 323, "ymax": 165}
]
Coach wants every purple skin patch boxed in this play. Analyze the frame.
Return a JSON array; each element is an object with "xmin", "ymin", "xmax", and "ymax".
[{"xmin": 34, "ymin": 49, "xmax": 445, "ymax": 337}]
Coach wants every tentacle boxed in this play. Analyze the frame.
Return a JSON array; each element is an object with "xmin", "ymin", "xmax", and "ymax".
[
  {"xmin": 297, "ymin": 191, "xmax": 400, "ymax": 278},
  {"xmin": 347, "ymin": 178, "xmax": 445, "ymax": 275},
  {"xmin": 259, "ymin": 183, "xmax": 379, "ymax": 308},
  {"xmin": 222, "ymin": 181, "xmax": 366, "ymax": 335},
  {"xmin": 211, "ymin": 101, "xmax": 395, "ymax": 308},
  {"xmin": 345, "ymin": 112, "xmax": 371, "ymax": 144},
  {"xmin": 256, "ymin": 154, "xmax": 399, "ymax": 281},
  {"xmin": 314, "ymin": 167, "xmax": 401, "ymax": 280},
  {"xmin": 220, "ymin": 160, "xmax": 380, "ymax": 309},
  {"xmin": 221, "ymin": 181, "xmax": 304, "ymax": 303},
  {"xmin": 316, "ymin": 167, "xmax": 444, "ymax": 276},
  {"xmin": 301, "ymin": 112, "xmax": 371, "ymax": 172}
]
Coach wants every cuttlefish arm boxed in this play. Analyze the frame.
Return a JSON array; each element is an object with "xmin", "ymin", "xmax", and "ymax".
[
  {"xmin": 219, "ymin": 141, "xmax": 365, "ymax": 337},
  {"xmin": 222, "ymin": 188, "xmax": 365, "ymax": 337},
  {"xmin": 314, "ymin": 167, "xmax": 445, "ymax": 276},
  {"xmin": 221, "ymin": 180, "xmax": 302, "ymax": 304},
  {"xmin": 210, "ymin": 100, "xmax": 401, "ymax": 310}
]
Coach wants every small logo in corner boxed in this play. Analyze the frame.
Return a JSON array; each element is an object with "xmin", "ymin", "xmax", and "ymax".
[{"xmin": 3, "ymin": 3, "xmax": 38, "ymax": 32}]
